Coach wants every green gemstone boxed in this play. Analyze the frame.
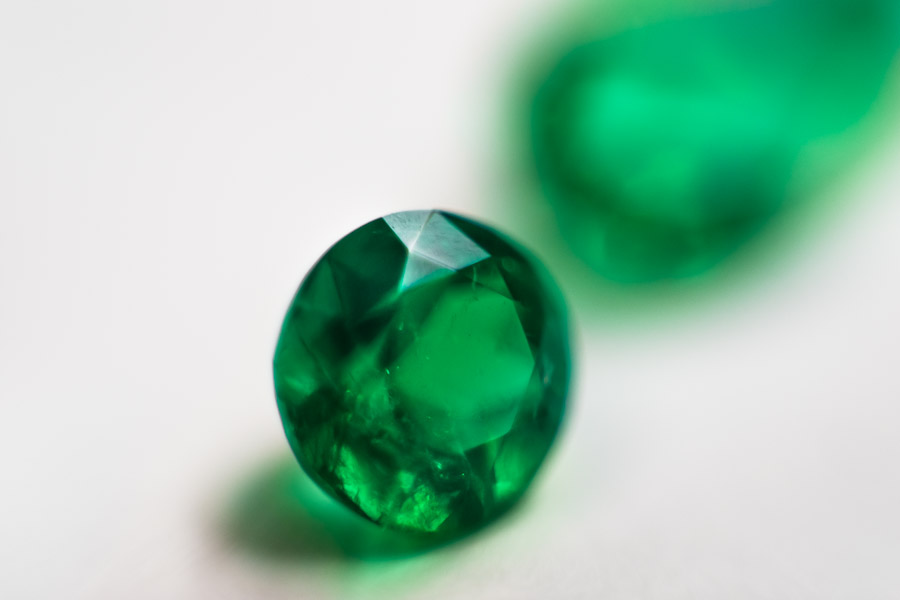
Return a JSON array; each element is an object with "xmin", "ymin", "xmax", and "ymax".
[
  {"xmin": 531, "ymin": 0, "xmax": 900, "ymax": 282},
  {"xmin": 273, "ymin": 210, "xmax": 570, "ymax": 537}
]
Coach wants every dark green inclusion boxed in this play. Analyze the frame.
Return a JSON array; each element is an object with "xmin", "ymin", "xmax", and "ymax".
[
  {"xmin": 273, "ymin": 211, "xmax": 570, "ymax": 537},
  {"xmin": 531, "ymin": 0, "xmax": 900, "ymax": 282}
]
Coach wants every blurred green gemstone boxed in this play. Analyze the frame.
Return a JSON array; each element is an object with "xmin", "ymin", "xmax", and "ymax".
[
  {"xmin": 273, "ymin": 211, "xmax": 569, "ymax": 537},
  {"xmin": 531, "ymin": 0, "xmax": 900, "ymax": 282}
]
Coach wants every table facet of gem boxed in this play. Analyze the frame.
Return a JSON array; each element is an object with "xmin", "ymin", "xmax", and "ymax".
[{"xmin": 273, "ymin": 210, "xmax": 570, "ymax": 537}]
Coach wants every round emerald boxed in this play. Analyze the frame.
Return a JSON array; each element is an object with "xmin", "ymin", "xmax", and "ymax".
[{"xmin": 273, "ymin": 210, "xmax": 570, "ymax": 537}]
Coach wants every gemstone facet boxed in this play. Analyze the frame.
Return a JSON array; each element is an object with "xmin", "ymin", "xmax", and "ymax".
[{"xmin": 273, "ymin": 211, "xmax": 570, "ymax": 537}]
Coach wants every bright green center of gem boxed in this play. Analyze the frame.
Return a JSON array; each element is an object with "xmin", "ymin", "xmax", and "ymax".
[{"xmin": 273, "ymin": 210, "xmax": 570, "ymax": 537}]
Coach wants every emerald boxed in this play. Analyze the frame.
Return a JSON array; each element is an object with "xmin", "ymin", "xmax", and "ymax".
[
  {"xmin": 273, "ymin": 211, "xmax": 570, "ymax": 537},
  {"xmin": 530, "ymin": 0, "xmax": 900, "ymax": 282}
]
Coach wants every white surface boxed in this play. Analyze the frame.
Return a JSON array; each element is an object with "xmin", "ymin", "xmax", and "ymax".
[{"xmin": 1, "ymin": 1, "xmax": 899, "ymax": 599}]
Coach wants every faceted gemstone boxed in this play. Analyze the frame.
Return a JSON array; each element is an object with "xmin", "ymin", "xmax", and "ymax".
[
  {"xmin": 531, "ymin": 0, "xmax": 900, "ymax": 282},
  {"xmin": 273, "ymin": 211, "xmax": 570, "ymax": 537}
]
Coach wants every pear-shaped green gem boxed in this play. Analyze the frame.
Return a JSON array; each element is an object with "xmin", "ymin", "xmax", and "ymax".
[{"xmin": 531, "ymin": 0, "xmax": 900, "ymax": 282}]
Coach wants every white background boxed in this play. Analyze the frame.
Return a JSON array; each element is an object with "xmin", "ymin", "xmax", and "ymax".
[{"xmin": 2, "ymin": 1, "xmax": 899, "ymax": 598}]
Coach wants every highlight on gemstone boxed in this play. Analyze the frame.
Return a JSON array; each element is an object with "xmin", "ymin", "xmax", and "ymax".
[
  {"xmin": 527, "ymin": 0, "xmax": 900, "ymax": 282},
  {"xmin": 273, "ymin": 210, "xmax": 570, "ymax": 538}
]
